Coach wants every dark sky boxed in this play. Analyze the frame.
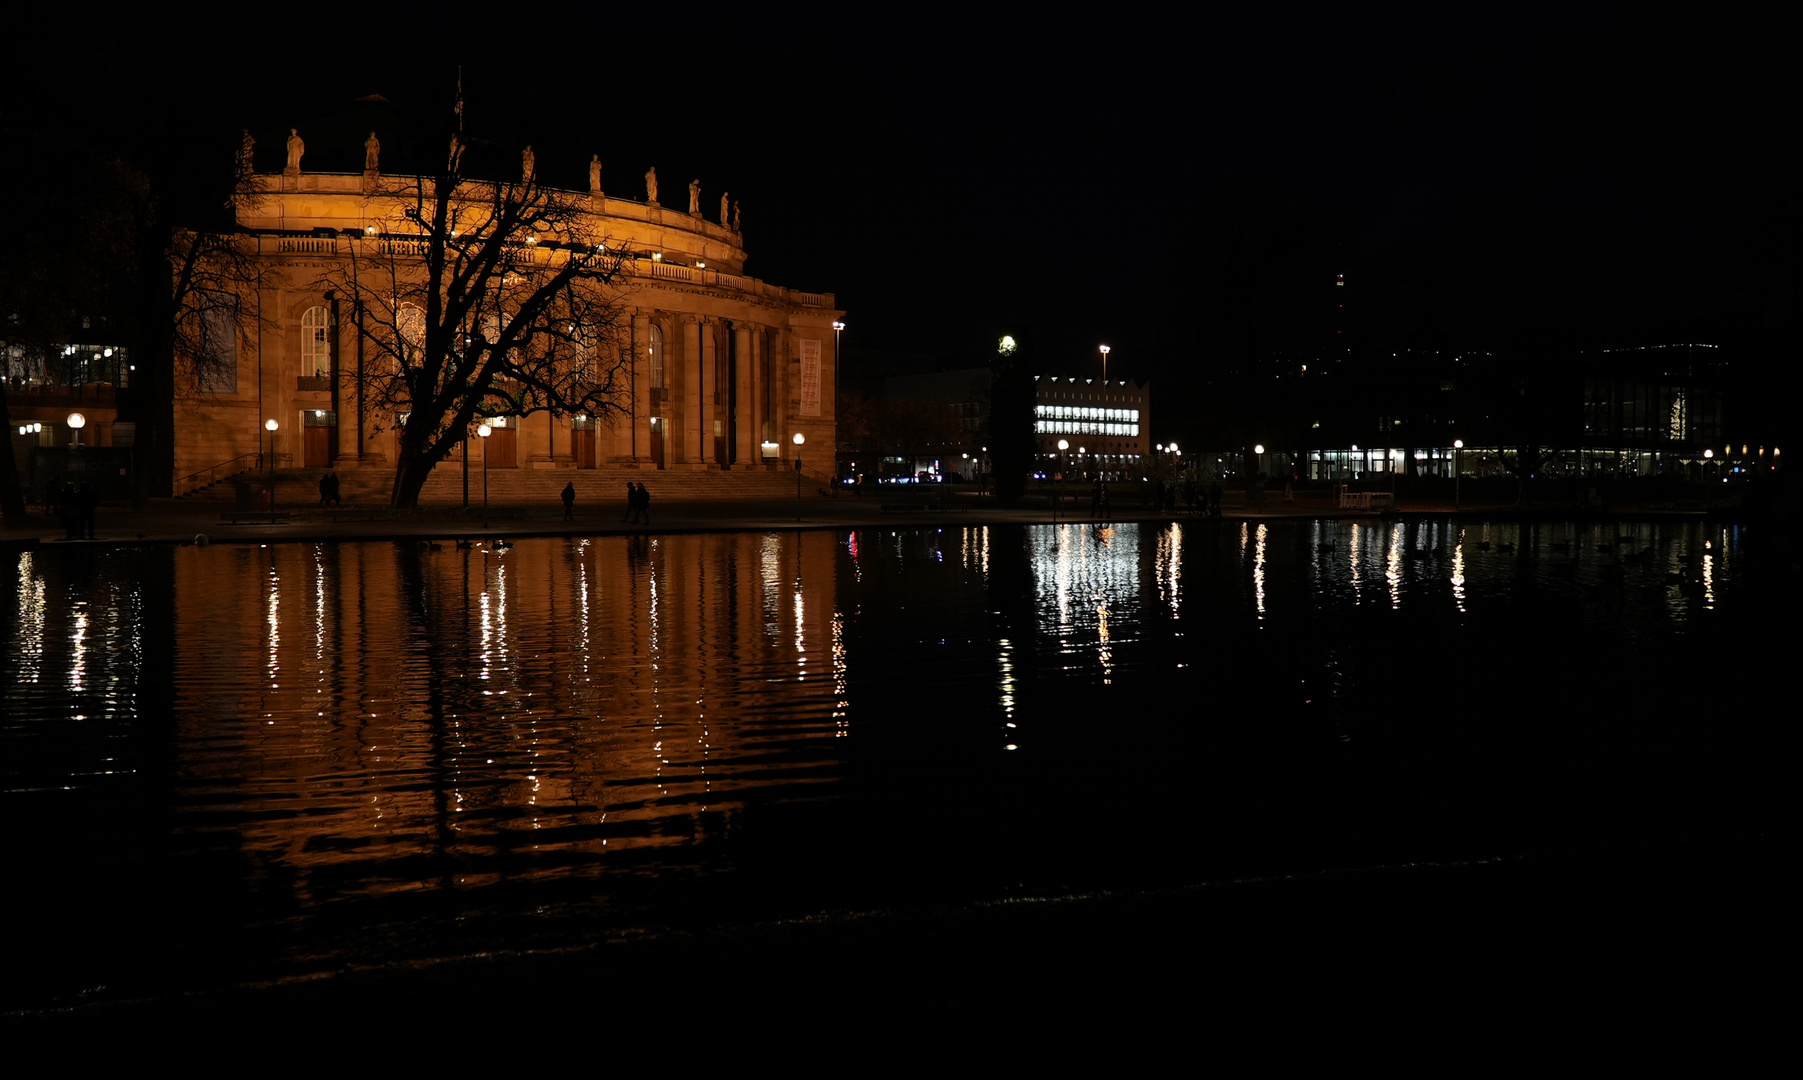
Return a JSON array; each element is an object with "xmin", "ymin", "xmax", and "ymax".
[{"xmin": 7, "ymin": 4, "xmax": 1793, "ymax": 385}]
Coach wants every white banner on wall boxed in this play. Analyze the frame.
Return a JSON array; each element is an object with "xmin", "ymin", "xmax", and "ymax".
[{"xmin": 799, "ymin": 338, "xmax": 822, "ymax": 417}]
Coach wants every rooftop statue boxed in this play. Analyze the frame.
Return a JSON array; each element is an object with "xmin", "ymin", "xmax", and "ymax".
[
  {"xmin": 522, "ymin": 145, "xmax": 535, "ymax": 184},
  {"xmin": 238, "ymin": 129, "xmax": 255, "ymax": 175},
  {"xmin": 364, "ymin": 132, "xmax": 380, "ymax": 173},
  {"xmin": 285, "ymin": 128, "xmax": 304, "ymax": 172},
  {"xmin": 689, "ymin": 178, "xmax": 701, "ymax": 217},
  {"xmin": 589, "ymin": 155, "xmax": 602, "ymax": 194},
  {"xmin": 645, "ymin": 166, "xmax": 658, "ymax": 204},
  {"xmin": 721, "ymin": 192, "xmax": 729, "ymax": 224}
]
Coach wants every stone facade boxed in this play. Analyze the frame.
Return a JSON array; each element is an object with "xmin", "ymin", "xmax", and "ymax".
[{"xmin": 174, "ymin": 168, "xmax": 838, "ymax": 493}]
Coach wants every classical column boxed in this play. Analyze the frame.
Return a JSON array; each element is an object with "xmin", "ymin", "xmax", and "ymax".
[
  {"xmin": 734, "ymin": 323, "xmax": 757, "ymax": 466},
  {"xmin": 628, "ymin": 313, "xmax": 649, "ymax": 462},
  {"xmin": 772, "ymin": 328, "xmax": 792, "ymax": 465},
  {"xmin": 700, "ymin": 320, "xmax": 720, "ymax": 466},
  {"xmin": 682, "ymin": 316, "xmax": 702, "ymax": 465}
]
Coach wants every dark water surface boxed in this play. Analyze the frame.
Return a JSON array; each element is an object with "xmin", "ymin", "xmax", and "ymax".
[{"xmin": 2, "ymin": 519, "xmax": 1784, "ymax": 1009}]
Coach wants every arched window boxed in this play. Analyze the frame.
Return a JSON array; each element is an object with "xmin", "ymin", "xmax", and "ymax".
[{"xmin": 301, "ymin": 306, "xmax": 330, "ymax": 377}]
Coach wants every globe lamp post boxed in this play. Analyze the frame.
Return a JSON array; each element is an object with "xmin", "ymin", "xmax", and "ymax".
[
  {"xmin": 1056, "ymin": 438, "xmax": 1069, "ymax": 523},
  {"xmin": 793, "ymin": 432, "xmax": 806, "ymax": 522},
  {"xmin": 265, "ymin": 418, "xmax": 279, "ymax": 512},
  {"xmin": 477, "ymin": 423, "xmax": 492, "ymax": 528},
  {"xmin": 1453, "ymin": 439, "xmax": 1464, "ymax": 509}
]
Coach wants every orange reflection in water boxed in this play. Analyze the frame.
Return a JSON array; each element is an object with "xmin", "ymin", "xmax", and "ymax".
[{"xmin": 168, "ymin": 533, "xmax": 845, "ymax": 895}]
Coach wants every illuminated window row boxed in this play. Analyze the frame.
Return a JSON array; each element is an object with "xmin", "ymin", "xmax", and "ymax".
[
  {"xmin": 1036, "ymin": 405, "xmax": 1140, "ymax": 423},
  {"xmin": 1035, "ymin": 420, "xmax": 1141, "ymax": 437}
]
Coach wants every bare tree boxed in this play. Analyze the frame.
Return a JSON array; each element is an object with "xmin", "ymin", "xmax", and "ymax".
[{"xmin": 329, "ymin": 132, "xmax": 633, "ymax": 509}]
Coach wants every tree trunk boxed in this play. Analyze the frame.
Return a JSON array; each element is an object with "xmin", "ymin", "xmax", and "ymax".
[{"xmin": 390, "ymin": 448, "xmax": 434, "ymax": 510}]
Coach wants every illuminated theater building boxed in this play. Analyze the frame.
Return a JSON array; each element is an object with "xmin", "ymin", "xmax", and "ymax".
[{"xmin": 171, "ymin": 136, "xmax": 839, "ymax": 497}]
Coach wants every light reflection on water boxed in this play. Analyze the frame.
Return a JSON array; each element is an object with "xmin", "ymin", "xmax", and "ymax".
[{"xmin": 1, "ymin": 519, "xmax": 1777, "ymax": 998}]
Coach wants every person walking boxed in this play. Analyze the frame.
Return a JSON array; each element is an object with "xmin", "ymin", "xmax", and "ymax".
[
  {"xmin": 561, "ymin": 481, "xmax": 576, "ymax": 521},
  {"xmin": 634, "ymin": 483, "xmax": 651, "ymax": 526},
  {"xmin": 622, "ymin": 482, "xmax": 636, "ymax": 523}
]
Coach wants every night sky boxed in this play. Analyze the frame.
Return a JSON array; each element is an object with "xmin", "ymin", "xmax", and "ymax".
[{"xmin": 7, "ymin": 5, "xmax": 1794, "ymax": 394}]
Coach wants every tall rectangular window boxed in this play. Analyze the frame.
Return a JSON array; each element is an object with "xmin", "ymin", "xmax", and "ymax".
[
  {"xmin": 302, "ymin": 306, "xmax": 331, "ymax": 377},
  {"xmin": 648, "ymin": 323, "xmax": 664, "ymax": 389}
]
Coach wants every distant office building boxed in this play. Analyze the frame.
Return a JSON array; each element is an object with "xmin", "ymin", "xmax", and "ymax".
[{"xmin": 1034, "ymin": 375, "xmax": 1151, "ymax": 479}]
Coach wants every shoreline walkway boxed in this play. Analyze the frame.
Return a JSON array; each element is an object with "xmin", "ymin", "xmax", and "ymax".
[
  {"xmin": 3, "ymin": 485, "xmax": 1725, "ymax": 551},
  {"xmin": 5, "ymin": 486, "xmax": 1723, "ymax": 551}
]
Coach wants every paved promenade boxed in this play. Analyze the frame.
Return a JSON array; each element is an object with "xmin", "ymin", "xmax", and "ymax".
[{"xmin": 3, "ymin": 484, "xmax": 1717, "ymax": 550}]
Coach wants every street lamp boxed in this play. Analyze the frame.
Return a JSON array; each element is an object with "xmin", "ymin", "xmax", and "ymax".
[
  {"xmin": 1453, "ymin": 439, "xmax": 1464, "ymax": 509},
  {"xmin": 477, "ymin": 422, "xmax": 492, "ymax": 527},
  {"xmin": 264, "ymin": 418, "xmax": 279, "ymax": 513},
  {"xmin": 832, "ymin": 320, "xmax": 845, "ymax": 435},
  {"xmin": 1056, "ymin": 438, "xmax": 1069, "ymax": 523},
  {"xmin": 793, "ymin": 431, "xmax": 806, "ymax": 522},
  {"xmin": 67, "ymin": 412, "xmax": 86, "ymax": 448},
  {"xmin": 1099, "ymin": 343, "xmax": 1110, "ymax": 383}
]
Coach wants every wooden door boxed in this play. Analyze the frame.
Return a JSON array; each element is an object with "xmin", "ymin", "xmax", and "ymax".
[
  {"xmin": 574, "ymin": 428, "xmax": 596, "ymax": 469},
  {"xmin": 649, "ymin": 418, "xmax": 665, "ymax": 469},
  {"xmin": 304, "ymin": 426, "xmax": 330, "ymax": 468},
  {"xmin": 488, "ymin": 427, "xmax": 517, "ymax": 468}
]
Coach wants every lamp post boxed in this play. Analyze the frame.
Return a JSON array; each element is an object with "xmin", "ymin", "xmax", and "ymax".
[
  {"xmin": 477, "ymin": 422, "xmax": 492, "ymax": 528},
  {"xmin": 1453, "ymin": 439, "xmax": 1464, "ymax": 510},
  {"xmin": 264, "ymin": 418, "xmax": 279, "ymax": 513},
  {"xmin": 1252, "ymin": 443, "xmax": 1266, "ymax": 509},
  {"xmin": 792, "ymin": 431, "xmax": 806, "ymax": 522},
  {"xmin": 67, "ymin": 411, "xmax": 86, "ymax": 449},
  {"xmin": 1099, "ymin": 343, "xmax": 1110, "ymax": 383},
  {"xmin": 1056, "ymin": 438, "xmax": 1069, "ymax": 523},
  {"xmin": 832, "ymin": 320, "xmax": 844, "ymax": 442}
]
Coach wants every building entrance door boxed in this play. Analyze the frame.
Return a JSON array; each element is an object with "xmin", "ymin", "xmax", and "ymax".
[
  {"xmin": 304, "ymin": 427, "xmax": 330, "ymax": 468},
  {"xmin": 303, "ymin": 410, "xmax": 337, "ymax": 468},
  {"xmin": 487, "ymin": 427, "xmax": 517, "ymax": 468},
  {"xmin": 574, "ymin": 427, "xmax": 596, "ymax": 468},
  {"xmin": 649, "ymin": 417, "xmax": 665, "ymax": 469}
]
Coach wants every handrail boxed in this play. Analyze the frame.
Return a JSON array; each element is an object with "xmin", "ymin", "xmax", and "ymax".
[{"xmin": 177, "ymin": 452, "xmax": 292, "ymax": 496}]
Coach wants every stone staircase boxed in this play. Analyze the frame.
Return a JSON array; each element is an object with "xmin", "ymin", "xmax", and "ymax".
[{"xmin": 179, "ymin": 462, "xmax": 833, "ymax": 506}]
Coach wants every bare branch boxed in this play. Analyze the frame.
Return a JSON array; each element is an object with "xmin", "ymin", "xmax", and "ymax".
[{"xmin": 323, "ymin": 135, "xmax": 636, "ymax": 508}]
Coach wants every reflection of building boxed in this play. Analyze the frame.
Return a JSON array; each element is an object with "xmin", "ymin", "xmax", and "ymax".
[
  {"xmin": 174, "ymin": 157, "xmax": 838, "ymax": 494},
  {"xmin": 164, "ymin": 532, "xmax": 845, "ymax": 888}
]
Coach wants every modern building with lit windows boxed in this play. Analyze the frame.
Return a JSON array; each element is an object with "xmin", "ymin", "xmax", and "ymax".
[{"xmin": 1033, "ymin": 375, "xmax": 1151, "ymax": 480}]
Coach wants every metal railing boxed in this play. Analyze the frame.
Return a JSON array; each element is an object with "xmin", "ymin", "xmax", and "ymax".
[{"xmin": 177, "ymin": 452, "xmax": 291, "ymax": 496}]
